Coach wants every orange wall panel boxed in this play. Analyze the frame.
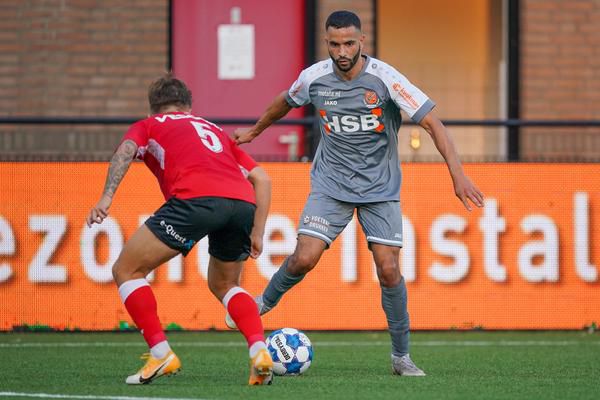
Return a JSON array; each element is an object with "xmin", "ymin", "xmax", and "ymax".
[{"xmin": 1, "ymin": 163, "xmax": 599, "ymax": 330}]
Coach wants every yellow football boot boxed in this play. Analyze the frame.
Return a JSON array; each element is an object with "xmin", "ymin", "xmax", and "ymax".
[
  {"xmin": 125, "ymin": 350, "xmax": 181, "ymax": 384},
  {"xmin": 248, "ymin": 348, "xmax": 273, "ymax": 385}
]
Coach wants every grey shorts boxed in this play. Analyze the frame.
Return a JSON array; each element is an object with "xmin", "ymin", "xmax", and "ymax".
[{"xmin": 297, "ymin": 192, "xmax": 403, "ymax": 248}]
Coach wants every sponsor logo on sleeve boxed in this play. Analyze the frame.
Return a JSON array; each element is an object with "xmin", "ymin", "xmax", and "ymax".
[
  {"xmin": 392, "ymin": 83, "xmax": 420, "ymax": 109},
  {"xmin": 290, "ymin": 81, "xmax": 304, "ymax": 98}
]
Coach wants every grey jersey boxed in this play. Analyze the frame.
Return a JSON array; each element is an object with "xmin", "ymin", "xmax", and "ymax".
[{"xmin": 285, "ymin": 56, "xmax": 435, "ymax": 203}]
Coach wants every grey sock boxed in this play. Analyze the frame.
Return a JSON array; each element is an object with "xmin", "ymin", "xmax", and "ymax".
[
  {"xmin": 262, "ymin": 257, "xmax": 305, "ymax": 309},
  {"xmin": 381, "ymin": 277, "xmax": 410, "ymax": 357}
]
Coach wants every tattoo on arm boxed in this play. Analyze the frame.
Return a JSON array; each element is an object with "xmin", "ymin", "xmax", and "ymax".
[{"xmin": 102, "ymin": 139, "xmax": 138, "ymax": 198}]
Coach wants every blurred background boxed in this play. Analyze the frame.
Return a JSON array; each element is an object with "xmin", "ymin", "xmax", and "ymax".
[
  {"xmin": 1, "ymin": 0, "xmax": 599, "ymax": 332},
  {"xmin": 2, "ymin": 0, "xmax": 599, "ymax": 162}
]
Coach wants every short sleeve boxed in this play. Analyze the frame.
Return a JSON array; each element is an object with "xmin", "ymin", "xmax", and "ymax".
[
  {"xmin": 285, "ymin": 68, "xmax": 312, "ymax": 108},
  {"xmin": 386, "ymin": 71, "xmax": 435, "ymax": 123},
  {"xmin": 122, "ymin": 120, "xmax": 149, "ymax": 148},
  {"xmin": 230, "ymin": 140, "xmax": 258, "ymax": 177},
  {"xmin": 120, "ymin": 120, "xmax": 149, "ymax": 159}
]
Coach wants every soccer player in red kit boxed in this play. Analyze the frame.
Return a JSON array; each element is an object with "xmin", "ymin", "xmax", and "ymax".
[{"xmin": 86, "ymin": 75, "xmax": 274, "ymax": 386}]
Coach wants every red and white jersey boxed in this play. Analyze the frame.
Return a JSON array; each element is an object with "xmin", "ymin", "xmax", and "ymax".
[{"xmin": 122, "ymin": 112, "xmax": 257, "ymax": 204}]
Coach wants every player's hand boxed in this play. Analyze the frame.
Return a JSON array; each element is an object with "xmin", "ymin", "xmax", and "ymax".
[
  {"xmin": 86, "ymin": 195, "xmax": 112, "ymax": 227},
  {"xmin": 452, "ymin": 173, "xmax": 484, "ymax": 211},
  {"xmin": 249, "ymin": 231, "xmax": 264, "ymax": 259},
  {"xmin": 233, "ymin": 127, "xmax": 257, "ymax": 145}
]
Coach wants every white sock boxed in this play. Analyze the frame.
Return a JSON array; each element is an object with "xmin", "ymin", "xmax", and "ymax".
[
  {"xmin": 249, "ymin": 341, "xmax": 267, "ymax": 358},
  {"xmin": 118, "ymin": 278, "xmax": 149, "ymax": 303},
  {"xmin": 150, "ymin": 340, "xmax": 171, "ymax": 359}
]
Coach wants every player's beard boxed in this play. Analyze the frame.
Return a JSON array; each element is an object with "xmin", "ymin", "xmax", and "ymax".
[{"xmin": 330, "ymin": 46, "xmax": 362, "ymax": 72}]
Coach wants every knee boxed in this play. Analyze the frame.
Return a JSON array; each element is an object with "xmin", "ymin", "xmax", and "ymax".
[
  {"xmin": 287, "ymin": 252, "xmax": 319, "ymax": 275},
  {"xmin": 377, "ymin": 259, "xmax": 401, "ymax": 287},
  {"xmin": 207, "ymin": 279, "xmax": 221, "ymax": 299},
  {"xmin": 111, "ymin": 256, "xmax": 148, "ymax": 286},
  {"xmin": 112, "ymin": 258, "xmax": 126, "ymax": 284}
]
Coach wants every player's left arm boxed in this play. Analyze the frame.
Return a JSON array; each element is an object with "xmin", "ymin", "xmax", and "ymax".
[
  {"xmin": 247, "ymin": 166, "xmax": 272, "ymax": 258},
  {"xmin": 419, "ymin": 111, "xmax": 484, "ymax": 211},
  {"xmin": 86, "ymin": 139, "xmax": 138, "ymax": 227}
]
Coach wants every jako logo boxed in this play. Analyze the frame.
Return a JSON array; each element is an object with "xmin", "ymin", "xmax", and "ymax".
[{"xmin": 319, "ymin": 110, "xmax": 384, "ymax": 133}]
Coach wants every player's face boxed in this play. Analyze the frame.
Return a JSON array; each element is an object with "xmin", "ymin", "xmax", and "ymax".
[{"xmin": 325, "ymin": 26, "xmax": 365, "ymax": 72}]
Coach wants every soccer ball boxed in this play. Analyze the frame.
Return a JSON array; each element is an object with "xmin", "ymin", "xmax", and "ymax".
[{"xmin": 266, "ymin": 328, "xmax": 313, "ymax": 376}]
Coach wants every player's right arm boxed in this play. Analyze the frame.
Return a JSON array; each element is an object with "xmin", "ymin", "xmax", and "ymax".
[
  {"xmin": 86, "ymin": 139, "xmax": 138, "ymax": 227},
  {"xmin": 235, "ymin": 61, "xmax": 328, "ymax": 145},
  {"xmin": 234, "ymin": 90, "xmax": 292, "ymax": 144},
  {"xmin": 246, "ymin": 166, "xmax": 272, "ymax": 258},
  {"xmin": 235, "ymin": 64, "xmax": 317, "ymax": 144}
]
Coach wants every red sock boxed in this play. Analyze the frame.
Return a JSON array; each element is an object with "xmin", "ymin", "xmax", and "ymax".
[
  {"xmin": 226, "ymin": 290, "xmax": 265, "ymax": 347},
  {"xmin": 123, "ymin": 285, "xmax": 166, "ymax": 348}
]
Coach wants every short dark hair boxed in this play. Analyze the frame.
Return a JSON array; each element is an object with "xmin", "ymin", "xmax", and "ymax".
[
  {"xmin": 148, "ymin": 73, "xmax": 192, "ymax": 114},
  {"xmin": 325, "ymin": 10, "xmax": 361, "ymax": 31}
]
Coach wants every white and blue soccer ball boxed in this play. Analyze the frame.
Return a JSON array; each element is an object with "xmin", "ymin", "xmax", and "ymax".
[{"xmin": 266, "ymin": 328, "xmax": 313, "ymax": 376}]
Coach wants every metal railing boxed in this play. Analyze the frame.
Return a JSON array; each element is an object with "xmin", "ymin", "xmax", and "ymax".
[
  {"xmin": 3, "ymin": 116, "xmax": 600, "ymax": 127},
  {"xmin": 2, "ymin": 116, "xmax": 600, "ymax": 162},
  {"xmin": 0, "ymin": 116, "xmax": 315, "ymax": 126}
]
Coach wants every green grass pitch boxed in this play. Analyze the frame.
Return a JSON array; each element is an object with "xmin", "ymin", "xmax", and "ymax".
[{"xmin": 1, "ymin": 331, "xmax": 599, "ymax": 400}]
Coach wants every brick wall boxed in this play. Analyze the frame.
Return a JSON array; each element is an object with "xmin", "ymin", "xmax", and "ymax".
[
  {"xmin": 1, "ymin": 0, "xmax": 599, "ymax": 160},
  {"xmin": 0, "ymin": 0, "xmax": 168, "ymax": 117},
  {"xmin": 521, "ymin": 0, "xmax": 600, "ymax": 160},
  {"xmin": 0, "ymin": 0, "xmax": 168, "ymax": 159}
]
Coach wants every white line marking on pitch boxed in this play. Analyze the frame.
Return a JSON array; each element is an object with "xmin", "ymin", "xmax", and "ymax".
[
  {"xmin": 0, "ymin": 340, "xmax": 598, "ymax": 348},
  {"xmin": 0, "ymin": 392, "xmax": 207, "ymax": 400}
]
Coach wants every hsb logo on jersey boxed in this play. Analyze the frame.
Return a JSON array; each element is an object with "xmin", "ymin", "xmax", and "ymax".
[{"xmin": 319, "ymin": 109, "xmax": 385, "ymax": 134}]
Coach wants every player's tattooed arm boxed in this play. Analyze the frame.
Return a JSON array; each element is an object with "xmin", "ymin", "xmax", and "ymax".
[
  {"xmin": 102, "ymin": 139, "xmax": 138, "ymax": 199},
  {"xmin": 86, "ymin": 139, "xmax": 138, "ymax": 227}
]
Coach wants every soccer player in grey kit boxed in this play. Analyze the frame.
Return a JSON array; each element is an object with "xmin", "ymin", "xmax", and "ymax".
[{"xmin": 229, "ymin": 10, "xmax": 484, "ymax": 375}]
